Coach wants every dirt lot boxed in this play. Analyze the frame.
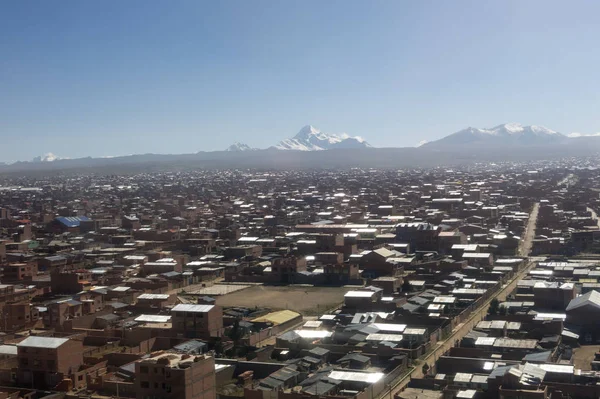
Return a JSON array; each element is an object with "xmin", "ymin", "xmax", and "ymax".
[
  {"xmin": 215, "ymin": 285, "xmax": 351, "ymax": 315},
  {"xmin": 572, "ymin": 345, "xmax": 600, "ymax": 370}
]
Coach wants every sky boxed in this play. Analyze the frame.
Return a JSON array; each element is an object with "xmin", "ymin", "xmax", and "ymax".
[{"xmin": 2, "ymin": 1, "xmax": 600, "ymax": 162}]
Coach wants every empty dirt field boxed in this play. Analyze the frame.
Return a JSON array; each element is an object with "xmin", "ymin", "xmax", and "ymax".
[
  {"xmin": 572, "ymin": 345, "xmax": 600, "ymax": 370},
  {"xmin": 215, "ymin": 285, "xmax": 352, "ymax": 315}
]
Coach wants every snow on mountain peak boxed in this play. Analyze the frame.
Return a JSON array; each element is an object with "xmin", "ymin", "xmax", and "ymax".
[
  {"xmin": 32, "ymin": 153, "xmax": 63, "ymax": 162},
  {"xmin": 422, "ymin": 123, "xmax": 567, "ymax": 149},
  {"xmin": 497, "ymin": 123, "xmax": 524, "ymax": 134},
  {"xmin": 294, "ymin": 125, "xmax": 321, "ymax": 138},
  {"xmin": 276, "ymin": 125, "xmax": 371, "ymax": 151},
  {"xmin": 226, "ymin": 142, "xmax": 255, "ymax": 151}
]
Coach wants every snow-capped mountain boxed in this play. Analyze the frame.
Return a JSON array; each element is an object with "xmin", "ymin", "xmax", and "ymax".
[
  {"xmin": 32, "ymin": 153, "xmax": 63, "ymax": 162},
  {"xmin": 226, "ymin": 142, "xmax": 256, "ymax": 152},
  {"xmin": 423, "ymin": 123, "xmax": 567, "ymax": 148},
  {"xmin": 273, "ymin": 125, "xmax": 371, "ymax": 151}
]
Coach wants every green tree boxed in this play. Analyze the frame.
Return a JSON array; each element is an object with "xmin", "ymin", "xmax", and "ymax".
[
  {"xmin": 422, "ymin": 363, "xmax": 430, "ymax": 376},
  {"xmin": 488, "ymin": 298, "xmax": 499, "ymax": 315}
]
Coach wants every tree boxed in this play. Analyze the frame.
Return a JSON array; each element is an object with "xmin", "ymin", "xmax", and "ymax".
[
  {"xmin": 228, "ymin": 319, "xmax": 244, "ymax": 342},
  {"xmin": 402, "ymin": 279, "xmax": 411, "ymax": 293},
  {"xmin": 213, "ymin": 339, "xmax": 224, "ymax": 356},
  {"xmin": 498, "ymin": 305, "xmax": 508, "ymax": 316},
  {"xmin": 488, "ymin": 298, "xmax": 499, "ymax": 315},
  {"xmin": 422, "ymin": 363, "xmax": 430, "ymax": 376}
]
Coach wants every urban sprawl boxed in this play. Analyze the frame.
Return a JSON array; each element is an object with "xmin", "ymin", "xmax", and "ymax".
[{"xmin": 1, "ymin": 162, "xmax": 600, "ymax": 399}]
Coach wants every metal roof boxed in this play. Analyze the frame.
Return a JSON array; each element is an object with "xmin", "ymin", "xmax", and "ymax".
[
  {"xmin": 328, "ymin": 370, "xmax": 384, "ymax": 383},
  {"xmin": 251, "ymin": 310, "xmax": 300, "ymax": 325},
  {"xmin": 366, "ymin": 333, "xmax": 404, "ymax": 342},
  {"xmin": 172, "ymin": 304, "xmax": 215, "ymax": 313},
  {"xmin": 566, "ymin": 290, "xmax": 600, "ymax": 312},
  {"xmin": 0, "ymin": 345, "xmax": 17, "ymax": 356},
  {"xmin": 17, "ymin": 336, "xmax": 69, "ymax": 349},
  {"xmin": 55, "ymin": 216, "xmax": 91, "ymax": 228},
  {"xmin": 135, "ymin": 315, "xmax": 171, "ymax": 323},
  {"xmin": 345, "ymin": 291, "xmax": 375, "ymax": 298},
  {"xmin": 137, "ymin": 293, "xmax": 170, "ymax": 300}
]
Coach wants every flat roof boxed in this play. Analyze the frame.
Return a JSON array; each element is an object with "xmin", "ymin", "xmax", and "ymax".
[
  {"xmin": 345, "ymin": 291, "xmax": 375, "ymax": 298},
  {"xmin": 17, "ymin": 336, "xmax": 69, "ymax": 349},
  {"xmin": 366, "ymin": 333, "xmax": 404, "ymax": 342},
  {"xmin": 135, "ymin": 315, "xmax": 172, "ymax": 323},
  {"xmin": 328, "ymin": 370, "xmax": 384, "ymax": 384},
  {"xmin": 172, "ymin": 304, "xmax": 215, "ymax": 313},
  {"xmin": 137, "ymin": 293, "xmax": 170, "ymax": 300}
]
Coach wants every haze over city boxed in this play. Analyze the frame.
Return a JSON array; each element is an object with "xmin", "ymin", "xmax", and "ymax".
[
  {"xmin": 5, "ymin": 3, "xmax": 600, "ymax": 399},
  {"xmin": 3, "ymin": 1, "xmax": 600, "ymax": 161}
]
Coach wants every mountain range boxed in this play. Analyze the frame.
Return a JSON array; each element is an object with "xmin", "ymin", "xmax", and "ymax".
[
  {"xmin": 225, "ymin": 125, "xmax": 371, "ymax": 151},
  {"xmin": 422, "ymin": 123, "xmax": 567, "ymax": 149},
  {"xmin": 5, "ymin": 123, "xmax": 600, "ymax": 173}
]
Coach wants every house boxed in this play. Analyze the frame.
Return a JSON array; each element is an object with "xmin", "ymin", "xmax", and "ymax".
[
  {"xmin": 171, "ymin": 304, "xmax": 224, "ymax": 339},
  {"xmin": 135, "ymin": 352, "xmax": 215, "ymax": 399},
  {"xmin": 16, "ymin": 336, "xmax": 84, "ymax": 390}
]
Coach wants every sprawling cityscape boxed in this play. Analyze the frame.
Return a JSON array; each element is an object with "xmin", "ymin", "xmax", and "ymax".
[
  {"xmin": 0, "ymin": 159, "xmax": 598, "ymax": 398},
  {"xmin": 5, "ymin": 1, "xmax": 600, "ymax": 398}
]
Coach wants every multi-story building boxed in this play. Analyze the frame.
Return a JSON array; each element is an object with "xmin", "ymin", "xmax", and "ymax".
[
  {"xmin": 16, "ymin": 336, "xmax": 83, "ymax": 390},
  {"xmin": 171, "ymin": 304, "xmax": 224, "ymax": 339},
  {"xmin": 134, "ymin": 352, "xmax": 215, "ymax": 399}
]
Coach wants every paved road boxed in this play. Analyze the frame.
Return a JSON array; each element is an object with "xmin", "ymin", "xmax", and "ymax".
[
  {"xmin": 380, "ymin": 202, "xmax": 540, "ymax": 398},
  {"xmin": 519, "ymin": 202, "xmax": 539, "ymax": 257}
]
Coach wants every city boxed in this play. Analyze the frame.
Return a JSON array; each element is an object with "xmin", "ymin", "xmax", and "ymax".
[
  {"xmin": 0, "ymin": 162, "xmax": 598, "ymax": 398},
  {"xmin": 4, "ymin": 2, "xmax": 600, "ymax": 398}
]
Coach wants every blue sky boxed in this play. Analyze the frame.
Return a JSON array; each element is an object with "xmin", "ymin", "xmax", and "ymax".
[{"xmin": 2, "ymin": 1, "xmax": 600, "ymax": 161}]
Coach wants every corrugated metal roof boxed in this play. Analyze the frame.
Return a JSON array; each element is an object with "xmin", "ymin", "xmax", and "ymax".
[
  {"xmin": 251, "ymin": 309, "xmax": 300, "ymax": 325},
  {"xmin": 55, "ymin": 216, "xmax": 90, "ymax": 228},
  {"xmin": 137, "ymin": 293, "xmax": 170, "ymax": 300},
  {"xmin": 172, "ymin": 304, "xmax": 214, "ymax": 313}
]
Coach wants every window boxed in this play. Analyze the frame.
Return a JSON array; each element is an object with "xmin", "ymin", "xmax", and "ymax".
[
  {"xmin": 140, "ymin": 381, "xmax": 149, "ymax": 388},
  {"xmin": 47, "ymin": 360, "xmax": 55, "ymax": 368},
  {"xmin": 140, "ymin": 366, "xmax": 149, "ymax": 374},
  {"xmin": 32, "ymin": 359, "xmax": 40, "ymax": 367},
  {"xmin": 78, "ymin": 375, "xmax": 83, "ymax": 381},
  {"xmin": 20, "ymin": 358, "xmax": 28, "ymax": 367}
]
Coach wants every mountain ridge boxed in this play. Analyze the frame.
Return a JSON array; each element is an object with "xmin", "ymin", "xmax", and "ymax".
[{"xmin": 422, "ymin": 123, "xmax": 566, "ymax": 148}]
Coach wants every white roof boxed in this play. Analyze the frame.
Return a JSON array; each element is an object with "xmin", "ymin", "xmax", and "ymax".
[
  {"xmin": 475, "ymin": 337, "xmax": 497, "ymax": 346},
  {"xmin": 366, "ymin": 333, "xmax": 404, "ymax": 342},
  {"xmin": 462, "ymin": 253, "xmax": 492, "ymax": 259},
  {"xmin": 294, "ymin": 330, "xmax": 332, "ymax": 339},
  {"xmin": 369, "ymin": 323, "xmax": 406, "ymax": 333},
  {"xmin": 137, "ymin": 293, "xmax": 170, "ymax": 300},
  {"xmin": 566, "ymin": 290, "xmax": 600, "ymax": 312},
  {"xmin": 328, "ymin": 370, "xmax": 384, "ymax": 384},
  {"xmin": 0, "ymin": 345, "xmax": 17, "ymax": 356},
  {"xmin": 135, "ymin": 315, "xmax": 172, "ymax": 323},
  {"xmin": 345, "ymin": 291, "xmax": 375, "ymax": 298},
  {"xmin": 17, "ymin": 336, "xmax": 69, "ymax": 349},
  {"xmin": 172, "ymin": 304, "xmax": 215, "ymax": 313}
]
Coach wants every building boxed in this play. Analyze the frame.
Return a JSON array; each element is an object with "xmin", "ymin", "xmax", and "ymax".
[
  {"xmin": 134, "ymin": 352, "xmax": 215, "ymax": 399},
  {"xmin": 16, "ymin": 336, "xmax": 83, "ymax": 390},
  {"xmin": 171, "ymin": 304, "xmax": 224, "ymax": 339}
]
